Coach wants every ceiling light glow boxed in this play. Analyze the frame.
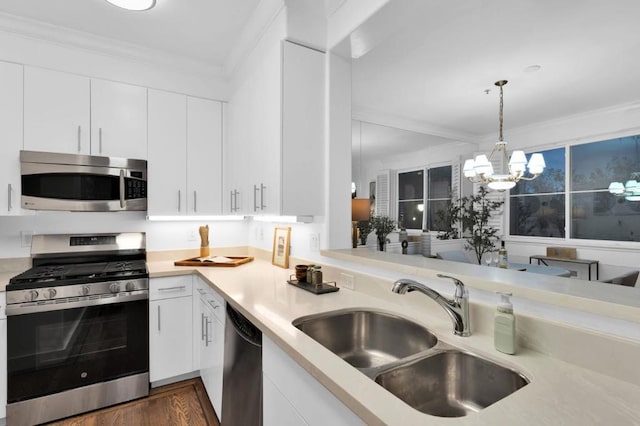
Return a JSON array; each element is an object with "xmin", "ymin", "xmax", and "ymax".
[{"xmin": 105, "ymin": 0, "xmax": 156, "ymax": 11}]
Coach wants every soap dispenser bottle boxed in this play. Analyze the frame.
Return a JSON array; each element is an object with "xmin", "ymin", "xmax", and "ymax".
[{"xmin": 495, "ymin": 292, "xmax": 516, "ymax": 354}]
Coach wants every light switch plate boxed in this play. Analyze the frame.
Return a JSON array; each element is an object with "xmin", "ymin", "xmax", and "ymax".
[{"xmin": 21, "ymin": 230, "xmax": 34, "ymax": 247}]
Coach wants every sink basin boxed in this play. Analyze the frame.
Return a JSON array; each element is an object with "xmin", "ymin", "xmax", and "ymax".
[
  {"xmin": 375, "ymin": 350, "xmax": 529, "ymax": 417},
  {"xmin": 293, "ymin": 309, "xmax": 437, "ymax": 369}
]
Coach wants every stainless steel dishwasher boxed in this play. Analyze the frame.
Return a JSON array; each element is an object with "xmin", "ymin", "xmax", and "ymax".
[{"xmin": 221, "ymin": 304, "xmax": 262, "ymax": 426}]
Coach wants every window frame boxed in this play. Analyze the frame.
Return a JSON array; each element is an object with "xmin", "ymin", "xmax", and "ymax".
[{"xmin": 505, "ymin": 130, "xmax": 640, "ymax": 249}]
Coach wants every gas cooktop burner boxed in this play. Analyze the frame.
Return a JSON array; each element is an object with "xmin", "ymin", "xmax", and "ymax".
[{"xmin": 9, "ymin": 259, "xmax": 148, "ymax": 290}]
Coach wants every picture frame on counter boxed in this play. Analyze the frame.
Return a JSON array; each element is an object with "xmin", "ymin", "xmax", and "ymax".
[{"xmin": 272, "ymin": 226, "xmax": 291, "ymax": 268}]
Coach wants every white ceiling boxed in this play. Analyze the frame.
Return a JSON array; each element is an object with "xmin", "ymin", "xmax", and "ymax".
[
  {"xmin": 0, "ymin": 0, "xmax": 260, "ymax": 67},
  {"xmin": 350, "ymin": 0, "xmax": 640, "ymax": 153}
]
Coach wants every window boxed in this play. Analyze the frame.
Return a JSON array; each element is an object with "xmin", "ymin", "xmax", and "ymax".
[
  {"xmin": 398, "ymin": 170, "xmax": 423, "ymax": 230},
  {"xmin": 570, "ymin": 135, "xmax": 640, "ymax": 242},
  {"xmin": 509, "ymin": 148, "xmax": 566, "ymax": 237},
  {"xmin": 507, "ymin": 135, "xmax": 640, "ymax": 243},
  {"xmin": 427, "ymin": 166, "xmax": 452, "ymax": 232}
]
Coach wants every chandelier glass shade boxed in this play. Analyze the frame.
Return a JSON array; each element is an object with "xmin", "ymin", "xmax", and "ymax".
[
  {"xmin": 463, "ymin": 80, "xmax": 545, "ymax": 191},
  {"xmin": 608, "ymin": 173, "xmax": 640, "ymax": 201}
]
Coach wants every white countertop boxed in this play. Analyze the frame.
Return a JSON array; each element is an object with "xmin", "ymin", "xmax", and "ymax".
[{"xmin": 148, "ymin": 258, "xmax": 640, "ymax": 425}]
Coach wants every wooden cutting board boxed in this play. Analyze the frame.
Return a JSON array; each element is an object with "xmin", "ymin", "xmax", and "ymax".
[{"xmin": 174, "ymin": 256, "xmax": 254, "ymax": 267}]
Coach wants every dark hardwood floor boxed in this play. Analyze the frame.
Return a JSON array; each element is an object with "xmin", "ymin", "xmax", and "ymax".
[{"xmin": 48, "ymin": 378, "xmax": 220, "ymax": 426}]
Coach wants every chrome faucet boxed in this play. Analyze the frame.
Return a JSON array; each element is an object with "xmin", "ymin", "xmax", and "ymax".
[{"xmin": 391, "ymin": 274, "xmax": 470, "ymax": 337}]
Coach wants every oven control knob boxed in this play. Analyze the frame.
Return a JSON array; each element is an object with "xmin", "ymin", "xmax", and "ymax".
[
  {"xmin": 81, "ymin": 285, "xmax": 90, "ymax": 296},
  {"xmin": 45, "ymin": 288, "xmax": 57, "ymax": 299},
  {"xmin": 109, "ymin": 283, "xmax": 121, "ymax": 293},
  {"xmin": 125, "ymin": 281, "xmax": 136, "ymax": 292},
  {"xmin": 26, "ymin": 290, "xmax": 39, "ymax": 302}
]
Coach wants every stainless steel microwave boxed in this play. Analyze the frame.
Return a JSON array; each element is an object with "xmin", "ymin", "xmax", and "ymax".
[{"xmin": 20, "ymin": 150, "xmax": 147, "ymax": 212}]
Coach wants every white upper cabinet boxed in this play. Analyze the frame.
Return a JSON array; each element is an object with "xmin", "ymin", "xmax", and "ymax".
[
  {"xmin": 148, "ymin": 89, "xmax": 224, "ymax": 216},
  {"xmin": 0, "ymin": 61, "xmax": 25, "ymax": 216},
  {"xmin": 147, "ymin": 89, "xmax": 187, "ymax": 216},
  {"xmin": 90, "ymin": 79, "xmax": 147, "ymax": 159},
  {"xmin": 24, "ymin": 66, "xmax": 147, "ymax": 159},
  {"xmin": 24, "ymin": 66, "xmax": 91, "ymax": 155},
  {"xmin": 187, "ymin": 97, "xmax": 223, "ymax": 215},
  {"xmin": 224, "ymin": 40, "xmax": 325, "ymax": 217}
]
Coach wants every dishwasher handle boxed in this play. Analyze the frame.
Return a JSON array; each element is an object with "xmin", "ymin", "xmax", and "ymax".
[{"xmin": 226, "ymin": 304, "xmax": 262, "ymax": 347}]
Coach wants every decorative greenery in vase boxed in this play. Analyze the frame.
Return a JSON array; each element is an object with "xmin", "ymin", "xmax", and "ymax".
[
  {"xmin": 371, "ymin": 215, "xmax": 397, "ymax": 251},
  {"xmin": 357, "ymin": 220, "xmax": 374, "ymax": 246},
  {"xmin": 458, "ymin": 186, "xmax": 504, "ymax": 264}
]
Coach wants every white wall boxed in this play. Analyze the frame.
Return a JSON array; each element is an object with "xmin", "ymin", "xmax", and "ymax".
[{"xmin": 0, "ymin": 213, "xmax": 248, "ymax": 258}]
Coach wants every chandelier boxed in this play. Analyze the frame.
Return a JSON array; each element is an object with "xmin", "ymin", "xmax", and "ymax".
[
  {"xmin": 608, "ymin": 173, "xmax": 640, "ymax": 201},
  {"xmin": 463, "ymin": 80, "xmax": 545, "ymax": 191}
]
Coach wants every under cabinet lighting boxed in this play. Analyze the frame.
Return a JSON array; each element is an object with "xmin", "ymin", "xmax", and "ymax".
[
  {"xmin": 104, "ymin": 0, "xmax": 156, "ymax": 11},
  {"xmin": 146, "ymin": 215, "xmax": 246, "ymax": 222},
  {"xmin": 252, "ymin": 215, "xmax": 313, "ymax": 224}
]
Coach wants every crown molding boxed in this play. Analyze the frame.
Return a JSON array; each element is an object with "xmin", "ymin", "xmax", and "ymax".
[
  {"xmin": 480, "ymin": 100, "xmax": 640, "ymax": 145},
  {"xmin": 0, "ymin": 11, "xmax": 224, "ymax": 79},
  {"xmin": 224, "ymin": 0, "xmax": 286, "ymax": 77},
  {"xmin": 352, "ymin": 105, "xmax": 479, "ymax": 143}
]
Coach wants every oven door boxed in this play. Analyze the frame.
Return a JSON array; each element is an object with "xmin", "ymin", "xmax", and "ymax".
[{"xmin": 7, "ymin": 298, "xmax": 149, "ymax": 403}]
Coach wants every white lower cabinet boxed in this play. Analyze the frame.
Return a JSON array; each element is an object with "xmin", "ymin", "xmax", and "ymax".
[
  {"xmin": 196, "ymin": 279, "xmax": 225, "ymax": 417},
  {"xmin": 263, "ymin": 335, "xmax": 364, "ymax": 426},
  {"xmin": 149, "ymin": 276, "xmax": 193, "ymax": 383}
]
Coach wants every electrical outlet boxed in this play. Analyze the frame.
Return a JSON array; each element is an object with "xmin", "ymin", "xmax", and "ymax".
[
  {"xmin": 187, "ymin": 229, "xmax": 197, "ymax": 242},
  {"xmin": 309, "ymin": 233, "xmax": 320, "ymax": 252},
  {"xmin": 340, "ymin": 272, "xmax": 355, "ymax": 290},
  {"xmin": 259, "ymin": 227, "xmax": 264, "ymax": 241},
  {"xmin": 21, "ymin": 230, "xmax": 34, "ymax": 247}
]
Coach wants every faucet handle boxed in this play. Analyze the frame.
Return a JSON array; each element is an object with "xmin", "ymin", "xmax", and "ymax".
[{"xmin": 436, "ymin": 274, "xmax": 467, "ymax": 298}]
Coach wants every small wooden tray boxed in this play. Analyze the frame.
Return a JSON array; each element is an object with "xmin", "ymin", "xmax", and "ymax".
[
  {"xmin": 174, "ymin": 256, "xmax": 254, "ymax": 267},
  {"xmin": 287, "ymin": 279, "xmax": 340, "ymax": 295}
]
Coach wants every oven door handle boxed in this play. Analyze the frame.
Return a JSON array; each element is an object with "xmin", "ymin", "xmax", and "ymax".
[
  {"xmin": 6, "ymin": 291, "xmax": 149, "ymax": 316},
  {"xmin": 119, "ymin": 169, "xmax": 126, "ymax": 209}
]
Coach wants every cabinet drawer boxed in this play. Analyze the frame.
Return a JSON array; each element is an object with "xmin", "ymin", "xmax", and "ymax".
[{"xmin": 150, "ymin": 276, "xmax": 193, "ymax": 301}]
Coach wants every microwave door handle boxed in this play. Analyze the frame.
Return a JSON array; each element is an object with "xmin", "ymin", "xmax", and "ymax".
[{"xmin": 119, "ymin": 169, "xmax": 125, "ymax": 209}]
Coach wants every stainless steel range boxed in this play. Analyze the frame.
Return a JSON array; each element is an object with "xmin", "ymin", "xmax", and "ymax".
[{"xmin": 6, "ymin": 232, "xmax": 149, "ymax": 426}]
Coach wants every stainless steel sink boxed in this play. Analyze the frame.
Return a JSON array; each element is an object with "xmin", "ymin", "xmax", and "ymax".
[
  {"xmin": 292, "ymin": 309, "xmax": 438, "ymax": 369},
  {"xmin": 375, "ymin": 350, "xmax": 529, "ymax": 417}
]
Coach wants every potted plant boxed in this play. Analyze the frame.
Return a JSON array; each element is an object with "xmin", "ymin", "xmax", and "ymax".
[
  {"xmin": 458, "ymin": 186, "xmax": 504, "ymax": 264},
  {"xmin": 371, "ymin": 215, "xmax": 397, "ymax": 251},
  {"xmin": 357, "ymin": 219, "xmax": 374, "ymax": 246}
]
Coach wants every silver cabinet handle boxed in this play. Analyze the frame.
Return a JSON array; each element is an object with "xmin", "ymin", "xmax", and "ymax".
[
  {"xmin": 99, "ymin": 128, "xmax": 103, "ymax": 154},
  {"xmin": 178, "ymin": 190, "xmax": 181, "ymax": 212},
  {"xmin": 253, "ymin": 184, "xmax": 259, "ymax": 212},
  {"xmin": 7, "ymin": 183, "xmax": 12, "ymax": 211},
  {"xmin": 207, "ymin": 300, "xmax": 219, "ymax": 310},
  {"xmin": 158, "ymin": 285, "xmax": 186, "ymax": 292},
  {"xmin": 157, "ymin": 305, "xmax": 161, "ymax": 332},
  {"xmin": 260, "ymin": 183, "xmax": 266, "ymax": 210},
  {"xmin": 233, "ymin": 189, "xmax": 239, "ymax": 212},
  {"xmin": 194, "ymin": 190, "xmax": 197, "ymax": 213},
  {"xmin": 201, "ymin": 312, "xmax": 206, "ymax": 341},
  {"xmin": 205, "ymin": 317, "xmax": 212, "ymax": 346},
  {"xmin": 230, "ymin": 190, "xmax": 234, "ymax": 213},
  {"xmin": 77, "ymin": 125, "xmax": 82, "ymax": 152},
  {"xmin": 119, "ymin": 170, "xmax": 125, "ymax": 209}
]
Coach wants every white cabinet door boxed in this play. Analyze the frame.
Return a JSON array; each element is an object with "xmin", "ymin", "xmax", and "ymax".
[
  {"xmin": 187, "ymin": 97, "xmax": 223, "ymax": 215},
  {"xmin": 263, "ymin": 375, "xmax": 308, "ymax": 426},
  {"xmin": 149, "ymin": 296, "xmax": 193, "ymax": 382},
  {"xmin": 90, "ymin": 79, "xmax": 147, "ymax": 159},
  {"xmin": 280, "ymin": 41, "xmax": 325, "ymax": 216},
  {"xmin": 147, "ymin": 89, "xmax": 187, "ymax": 216},
  {"xmin": 199, "ymin": 289, "xmax": 225, "ymax": 417},
  {"xmin": 263, "ymin": 335, "xmax": 364, "ymax": 426},
  {"xmin": 24, "ymin": 66, "xmax": 90, "ymax": 154},
  {"xmin": 0, "ymin": 61, "xmax": 25, "ymax": 216}
]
